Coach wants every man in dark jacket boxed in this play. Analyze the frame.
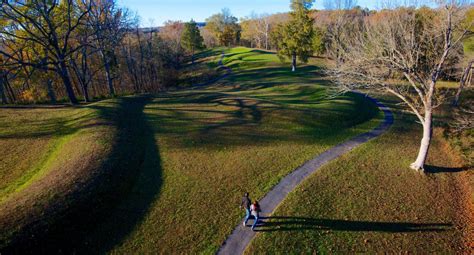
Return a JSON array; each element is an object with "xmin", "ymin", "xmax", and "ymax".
[{"xmin": 240, "ymin": 192, "xmax": 251, "ymax": 227}]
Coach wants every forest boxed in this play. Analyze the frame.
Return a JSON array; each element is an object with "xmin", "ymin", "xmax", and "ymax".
[{"xmin": 2, "ymin": 0, "xmax": 471, "ymax": 106}]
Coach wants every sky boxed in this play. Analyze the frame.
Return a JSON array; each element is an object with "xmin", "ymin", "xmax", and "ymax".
[{"xmin": 118, "ymin": 0, "xmax": 380, "ymax": 26}]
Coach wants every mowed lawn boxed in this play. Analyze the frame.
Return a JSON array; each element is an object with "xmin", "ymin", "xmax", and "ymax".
[
  {"xmin": 80, "ymin": 48, "xmax": 383, "ymax": 253},
  {"xmin": 246, "ymin": 100, "xmax": 472, "ymax": 253},
  {"xmin": 2, "ymin": 47, "xmax": 470, "ymax": 254},
  {"xmin": 0, "ymin": 106, "xmax": 98, "ymax": 202},
  {"xmin": 0, "ymin": 98, "xmax": 155, "ymax": 250}
]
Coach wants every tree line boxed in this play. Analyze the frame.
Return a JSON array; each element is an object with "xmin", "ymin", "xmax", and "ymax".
[
  {"xmin": 2, "ymin": 0, "xmax": 313, "ymax": 105},
  {"xmin": 0, "ymin": 0, "xmax": 204, "ymax": 104},
  {"xmin": 1, "ymin": 1, "xmax": 472, "ymax": 109}
]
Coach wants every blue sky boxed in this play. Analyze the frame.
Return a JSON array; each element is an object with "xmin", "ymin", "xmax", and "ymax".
[{"xmin": 118, "ymin": 0, "xmax": 379, "ymax": 26}]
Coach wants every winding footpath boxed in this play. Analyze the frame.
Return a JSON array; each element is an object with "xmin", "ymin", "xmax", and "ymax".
[
  {"xmin": 192, "ymin": 51, "xmax": 232, "ymax": 88},
  {"xmin": 217, "ymin": 95, "xmax": 394, "ymax": 255}
]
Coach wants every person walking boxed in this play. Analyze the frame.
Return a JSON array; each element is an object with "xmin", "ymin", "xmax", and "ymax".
[
  {"xmin": 240, "ymin": 192, "xmax": 251, "ymax": 227},
  {"xmin": 250, "ymin": 200, "xmax": 261, "ymax": 231}
]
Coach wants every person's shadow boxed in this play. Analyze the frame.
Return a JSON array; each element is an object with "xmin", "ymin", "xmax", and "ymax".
[{"xmin": 253, "ymin": 216, "xmax": 452, "ymax": 233}]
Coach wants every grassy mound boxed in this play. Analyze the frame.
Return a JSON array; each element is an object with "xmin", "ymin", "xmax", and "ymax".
[
  {"xmin": 80, "ymin": 47, "xmax": 383, "ymax": 254},
  {"xmin": 0, "ymin": 97, "xmax": 153, "ymax": 252},
  {"xmin": 0, "ymin": 106, "xmax": 95, "ymax": 201}
]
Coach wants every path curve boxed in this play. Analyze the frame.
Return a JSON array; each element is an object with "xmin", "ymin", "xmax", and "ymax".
[
  {"xmin": 192, "ymin": 51, "xmax": 232, "ymax": 88},
  {"xmin": 217, "ymin": 94, "xmax": 394, "ymax": 255}
]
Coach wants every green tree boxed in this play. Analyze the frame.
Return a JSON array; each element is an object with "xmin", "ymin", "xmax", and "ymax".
[
  {"xmin": 276, "ymin": 0, "xmax": 315, "ymax": 71},
  {"xmin": 219, "ymin": 24, "xmax": 241, "ymax": 46},
  {"xmin": 182, "ymin": 20, "xmax": 205, "ymax": 61},
  {"xmin": 312, "ymin": 27, "xmax": 326, "ymax": 56},
  {"xmin": 205, "ymin": 9, "xmax": 241, "ymax": 47}
]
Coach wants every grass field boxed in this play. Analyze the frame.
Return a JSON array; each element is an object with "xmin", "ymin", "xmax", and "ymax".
[
  {"xmin": 0, "ymin": 106, "xmax": 100, "ymax": 201},
  {"xmin": 75, "ymin": 47, "xmax": 383, "ymax": 254},
  {"xmin": 246, "ymin": 99, "xmax": 473, "ymax": 253},
  {"xmin": 0, "ymin": 98, "xmax": 155, "ymax": 251},
  {"xmin": 1, "ymin": 47, "xmax": 471, "ymax": 254}
]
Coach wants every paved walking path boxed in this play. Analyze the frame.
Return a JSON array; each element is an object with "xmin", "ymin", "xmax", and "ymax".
[{"xmin": 217, "ymin": 95, "xmax": 394, "ymax": 255}]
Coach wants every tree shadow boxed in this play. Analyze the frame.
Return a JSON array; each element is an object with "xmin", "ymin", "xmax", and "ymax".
[
  {"xmin": 424, "ymin": 165, "xmax": 471, "ymax": 174},
  {"xmin": 202, "ymin": 98, "xmax": 263, "ymax": 133},
  {"xmin": 254, "ymin": 216, "xmax": 452, "ymax": 233},
  {"xmin": 194, "ymin": 48, "xmax": 223, "ymax": 60},
  {"xmin": 143, "ymin": 88, "xmax": 380, "ymax": 150},
  {"xmin": 0, "ymin": 109, "xmax": 98, "ymax": 139},
  {"xmin": 76, "ymin": 96, "xmax": 164, "ymax": 254},
  {"xmin": 2, "ymin": 96, "xmax": 164, "ymax": 254}
]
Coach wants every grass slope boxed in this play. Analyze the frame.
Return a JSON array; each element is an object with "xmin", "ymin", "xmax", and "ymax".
[
  {"xmin": 0, "ymin": 106, "xmax": 93, "ymax": 201},
  {"xmin": 246, "ymin": 101, "xmax": 472, "ymax": 253},
  {"xmin": 0, "ymin": 97, "xmax": 154, "ymax": 252},
  {"xmin": 81, "ymin": 47, "xmax": 383, "ymax": 254}
]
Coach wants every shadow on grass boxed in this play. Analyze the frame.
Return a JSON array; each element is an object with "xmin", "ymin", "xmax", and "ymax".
[
  {"xmin": 424, "ymin": 165, "xmax": 471, "ymax": 174},
  {"xmin": 0, "ymin": 109, "xmax": 99, "ymax": 139},
  {"xmin": 76, "ymin": 96, "xmax": 164, "ymax": 254},
  {"xmin": 181, "ymin": 48, "xmax": 224, "ymax": 69},
  {"xmin": 255, "ymin": 216, "xmax": 452, "ymax": 233},
  {"xmin": 2, "ymin": 96, "xmax": 163, "ymax": 254},
  {"xmin": 143, "ymin": 88, "xmax": 380, "ymax": 150},
  {"xmin": 194, "ymin": 48, "xmax": 224, "ymax": 60}
]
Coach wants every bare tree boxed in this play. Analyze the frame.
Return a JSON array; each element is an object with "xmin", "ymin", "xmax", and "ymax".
[
  {"xmin": 0, "ymin": 0, "xmax": 92, "ymax": 104},
  {"xmin": 88, "ymin": 0, "xmax": 128, "ymax": 97},
  {"xmin": 70, "ymin": 41, "xmax": 94, "ymax": 102},
  {"xmin": 160, "ymin": 20, "xmax": 185, "ymax": 68},
  {"xmin": 328, "ymin": 2, "xmax": 472, "ymax": 171},
  {"xmin": 241, "ymin": 13, "xmax": 272, "ymax": 49},
  {"xmin": 323, "ymin": 0, "xmax": 359, "ymax": 10},
  {"xmin": 450, "ymin": 102, "xmax": 474, "ymax": 133},
  {"xmin": 453, "ymin": 60, "xmax": 473, "ymax": 106},
  {"xmin": 0, "ymin": 56, "xmax": 8, "ymax": 104},
  {"xmin": 42, "ymin": 47, "xmax": 57, "ymax": 103},
  {"xmin": 254, "ymin": 13, "xmax": 271, "ymax": 50},
  {"xmin": 324, "ymin": 10, "xmax": 365, "ymax": 66}
]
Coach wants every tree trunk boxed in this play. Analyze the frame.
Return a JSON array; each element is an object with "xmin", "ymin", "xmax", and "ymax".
[
  {"xmin": 82, "ymin": 84, "xmax": 90, "ymax": 103},
  {"xmin": 0, "ymin": 74, "xmax": 7, "ymax": 104},
  {"xmin": 101, "ymin": 51, "xmax": 115, "ymax": 97},
  {"xmin": 58, "ymin": 59, "xmax": 78, "ymax": 104},
  {"xmin": 104, "ymin": 59, "xmax": 115, "ymax": 97},
  {"xmin": 453, "ymin": 60, "xmax": 473, "ymax": 106},
  {"xmin": 410, "ymin": 111, "xmax": 432, "ymax": 171},
  {"xmin": 292, "ymin": 52, "xmax": 297, "ymax": 72},
  {"xmin": 43, "ymin": 48, "xmax": 56, "ymax": 104},
  {"xmin": 265, "ymin": 23, "xmax": 269, "ymax": 50},
  {"xmin": 5, "ymin": 79, "xmax": 16, "ymax": 102},
  {"xmin": 46, "ymin": 79, "xmax": 56, "ymax": 104}
]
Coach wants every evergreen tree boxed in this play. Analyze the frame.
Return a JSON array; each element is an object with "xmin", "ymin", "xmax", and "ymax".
[
  {"xmin": 182, "ymin": 20, "xmax": 205, "ymax": 61},
  {"xmin": 276, "ymin": 0, "xmax": 315, "ymax": 71}
]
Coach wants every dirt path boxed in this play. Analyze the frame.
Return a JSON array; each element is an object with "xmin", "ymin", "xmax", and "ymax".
[{"xmin": 217, "ymin": 95, "xmax": 394, "ymax": 255}]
